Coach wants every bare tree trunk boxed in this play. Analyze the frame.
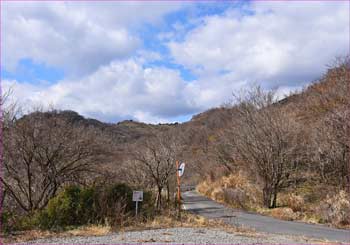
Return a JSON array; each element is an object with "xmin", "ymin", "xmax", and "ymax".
[
  {"xmin": 156, "ymin": 186, "xmax": 162, "ymax": 210},
  {"xmin": 166, "ymin": 181, "xmax": 170, "ymax": 206},
  {"xmin": 1, "ymin": 190, "xmax": 6, "ymax": 209},
  {"xmin": 347, "ymin": 171, "xmax": 350, "ymax": 194},
  {"xmin": 263, "ymin": 183, "xmax": 279, "ymax": 208},
  {"xmin": 348, "ymin": 164, "xmax": 350, "ymax": 192},
  {"xmin": 263, "ymin": 185, "xmax": 272, "ymax": 208},
  {"xmin": 271, "ymin": 186, "xmax": 278, "ymax": 208}
]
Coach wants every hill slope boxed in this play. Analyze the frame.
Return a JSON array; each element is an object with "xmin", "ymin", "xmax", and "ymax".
[{"xmin": 18, "ymin": 59, "xmax": 349, "ymax": 186}]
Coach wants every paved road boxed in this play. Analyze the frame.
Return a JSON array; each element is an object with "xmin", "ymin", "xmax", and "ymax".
[{"xmin": 182, "ymin": 190, "xmax": 350, "ymax": 243}]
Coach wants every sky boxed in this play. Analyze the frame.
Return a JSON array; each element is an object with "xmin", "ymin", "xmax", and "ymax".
[{"xmin": 1, "ymin": 1, "xmax": 349, "ymax": 124}]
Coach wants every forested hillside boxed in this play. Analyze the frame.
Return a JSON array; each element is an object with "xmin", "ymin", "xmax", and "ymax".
[{"xmin": 1, "ymin": 57, "xmax": 349, "ymax": 232}]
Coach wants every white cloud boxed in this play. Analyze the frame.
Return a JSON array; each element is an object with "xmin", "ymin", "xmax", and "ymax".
[
  {"xmin": 3, "ymin": 2, "xmax": 183, "ymax": 76},
  {"xmin": 169, "ymin": 1, "xmax": 349, "ymax": 88},
  {"xmin": 2, "ymin": 80, "xmax": 48, "ymax": 110},
  {"xmin": 2, "ymin": 2, "xmax": 348, "ymax": 123},
  {"xmin": 3, "ymin": 59, "xmax": 201, "ymax": 123}
]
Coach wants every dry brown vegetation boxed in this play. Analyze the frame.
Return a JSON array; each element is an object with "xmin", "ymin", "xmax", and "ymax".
[
  {"xmin": 318, "ymin": 190, "xmax": 350, "ymax": 227},
  {"xmin": 198, "ymin": 175, "xmax": 350, "ymax": 228},
  {"xmin": 197, "ymin": 172, "xmax": 262, "ymax": 210},
  {"xmin": 197, "ymin": 57, "xmax": 350, "ymax": 228}
]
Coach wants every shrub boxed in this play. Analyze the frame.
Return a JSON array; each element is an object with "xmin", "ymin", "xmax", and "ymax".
[
  {"xmin": 95, "ymin": 183, "xmax": 133, "ymax": 227},
  {"xmin": 14, "ymin": 182, "xmax": 155, "ymax": 231},
  {"xmin": 35, "ymin": 210, "xmax": 51, "ymax": 230},
  {"xmin": 1, "ymin": 211, "xmax": 15, "ymax": 233},
  {"xmin": 197, "ymin": 171, "xmax": 262, "ymax": 210},
  {"xmin": 318, "ymin": 190, "xmax": 350, "ymax": 227},
  {"xmin": 221, "ymin": 172, "xmax": 262, "ymax": 208},
  {"xmin": 78, "ymin": 187, "xmax": 98, "ymax": 224},
  {"xmin": 2, "ymin": 211, "xmax": 49, "ymax": 231},
  {"xmin": 211, "ymin": 187, "xmax": 224, "ymax": 202},
  {"xmin": 223, "ymin": 188, "xmax": 248, "ymax": 209},
  {"xmin": 137, "ymin": 190, "xmax": 155, "ymax": 219},
  {"xmin": 105, "ymin": 183, "xmax": 133, "ymax": 212},
  {"xmin": 38, "ymin": 185, "xmax": 82, "ymax": 229},
  {"xmin": 43, "ymin": 184, "xmax": 135, "ymax": 229},
  {"xmin": 196, "ymin": 181, "xmax": 213, "ymax": 196},
  {"xmin": 297, "ymin": 183, "xmax": 327, "ymax": 203},
  {"xmin": 270, "ymin": 207, "xmax": 298, "ymax": 221},
  {"xmin": 286, "ymin": 193, "xmax": 304, "ymax": 212}
]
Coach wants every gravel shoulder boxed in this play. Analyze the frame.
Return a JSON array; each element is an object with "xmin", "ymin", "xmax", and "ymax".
[{"xmin": 14, "ymin": 227, "xmax": 333, "ymax": 244}]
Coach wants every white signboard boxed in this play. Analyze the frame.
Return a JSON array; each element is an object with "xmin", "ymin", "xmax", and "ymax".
[
  {"xmin": 133, "ymin": 191, "xmax": 143, "ymax": 202},
  {"xmin": 178, "ymin": 162, "xmax": 185, "ymax": 177}
]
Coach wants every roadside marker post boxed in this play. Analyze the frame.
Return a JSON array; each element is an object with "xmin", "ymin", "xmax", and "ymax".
[
  {"xmin": 176, "ymin": 161, "xmax": 185, "ymax": 218},
  {"xmin": 132, "ymin": 191, "xmax": 143, "ymax": 217}
]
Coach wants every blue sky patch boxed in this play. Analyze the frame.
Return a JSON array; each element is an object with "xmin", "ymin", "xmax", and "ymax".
[{"xmin": 3, "ymin": 58, "xmax": 64, "ymax": 84}]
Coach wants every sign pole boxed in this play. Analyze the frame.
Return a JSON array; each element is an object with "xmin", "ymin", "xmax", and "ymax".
[
  {"xmin": 133, "ymin": 191, "xmax": 143, "ymax": 218},
  {"xmin": 135, "ymin": 200, "xmax": 138, "ymax": 217},
  {"xmin": 176, "ymin": 160, "xmax": 181, "ymax": 217}
]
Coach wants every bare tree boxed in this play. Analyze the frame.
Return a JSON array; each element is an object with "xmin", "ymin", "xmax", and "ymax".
[
  {"xmin": 214, "ymin": 143, "xmax": 235, "ymax": 173},
  {"xmin": 1, "ymin": 110, "xmax": 104, "ymax": 213},
  {"xmin": 309, "ymin": 57, "xmax": 350, "ymax": 191},
  {"xmin": 133, "ymin": 129, "xmax": 182, "ymax": 210},
  {"xmin": 0, "ymin": 87, "xmax": 22, "ymax": 213},
  {"xmin": 226, "ymin": 87, "xmax": 302, "ymax": 208},
  {"xmin": 313, "ymin": 110, "xmax": 349, "ymax": 189},
  {"xmin": 1, "ymin": 87, "xmax": 22, "ymax": 130}
]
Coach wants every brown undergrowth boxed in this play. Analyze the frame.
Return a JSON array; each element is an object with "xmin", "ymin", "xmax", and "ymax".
[
  {"xmin": 197, "ymin": 171, "xmax": 262, "ymax": 210},
  {"xmin": 197, "ymin": 172, "xmax": 350, "ymax": 229}
]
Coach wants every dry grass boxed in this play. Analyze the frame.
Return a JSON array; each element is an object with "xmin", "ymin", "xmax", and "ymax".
[
  {"xmin": 67, "ymin": 225, "xmax": 112, "ymax": 236},
  {"xmin": 196, "ymin": 181, "xmax": 212, "ymax": 196},
  {"xmin": 198, "ymin": 171, "xmax": 350, "ymax": 231},
  {"xmin": 318, "ymin": 190, "xmax": 350, "ymax": 228},
  {"xmin": 197, "ymin": 171, "xmax": 262, "ymax": 210},
  {"xmin": 300, "ymin": 213, "xmax": 323, "ymax": 224},
  {"xmin": 258, "ymin": 207, "xmax": 299, "ymax": 221},
  {"xmin": 122, "ymin": 212, "xmax": 226, "ymax": 231},
  {"xmin": 279, "ymin": 193, "xmax": 305, "ymax": 212}
]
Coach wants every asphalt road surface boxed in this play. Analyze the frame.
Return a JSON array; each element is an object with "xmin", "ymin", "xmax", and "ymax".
[{"xmin": 182, "ymin": 190, "xmax": 350, "ymax": 243}]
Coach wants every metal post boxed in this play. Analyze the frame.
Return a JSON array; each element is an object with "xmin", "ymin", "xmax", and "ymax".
[
  {"xmin": 176, "ymin": 160, "xmax": 181, "ymax": 218},
  {"xmin": 135, "ymin": 200, "xmax": 138, "ymax": 217}
]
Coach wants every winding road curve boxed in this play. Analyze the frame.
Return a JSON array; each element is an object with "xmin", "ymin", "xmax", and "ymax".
[{"xmin": 182, "ymin": 190, "xmax": 350, "ymax": 243}]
